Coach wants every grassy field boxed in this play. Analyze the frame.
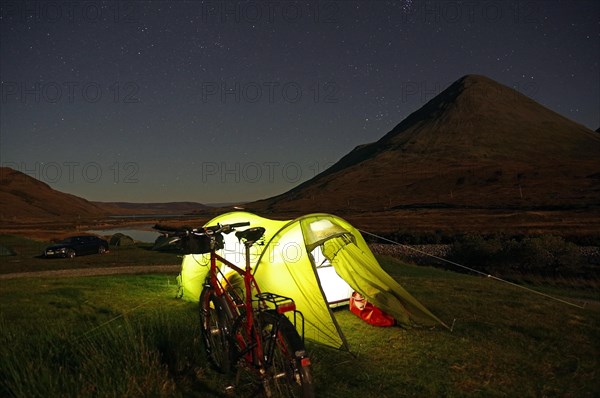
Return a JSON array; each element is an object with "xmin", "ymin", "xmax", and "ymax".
[
  {"xmin": 0, "ymin": 234, "xmax": 181, "ymax": 275},
  {"xmin": 0, "ymin": 256, "xmax": 598, "ymax": 397}
]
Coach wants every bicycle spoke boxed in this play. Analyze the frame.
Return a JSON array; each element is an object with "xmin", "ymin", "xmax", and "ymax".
[
  {"xmin": 260, "ymin": 310, "xmax": 315, "ymax": 398},
  {"xmin": 199, "ymin": 289, "xmax": 233, "ymax": 373}
]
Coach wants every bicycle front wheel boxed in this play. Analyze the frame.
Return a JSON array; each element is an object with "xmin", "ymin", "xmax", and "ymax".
[
  {"xmin": 199, "ymin": 288, "xmax": 234, "ymax": 373},
  {"xmin": 261, "ymin": 310, "xmax": 315, "ymax": 398}
]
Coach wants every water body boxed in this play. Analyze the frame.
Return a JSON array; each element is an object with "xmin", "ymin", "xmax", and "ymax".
[
  {"xmin": 107, "ymin": 214, "xmax": 189, "ymax": 219},
  {"xmin": 88, "ymin": 227, "xmax": 160, "ymax": 243}
]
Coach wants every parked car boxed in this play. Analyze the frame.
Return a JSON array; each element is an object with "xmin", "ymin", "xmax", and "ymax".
[{"xmin": 44, "ymin": 236, "xmax": 109, "ymax": 259}]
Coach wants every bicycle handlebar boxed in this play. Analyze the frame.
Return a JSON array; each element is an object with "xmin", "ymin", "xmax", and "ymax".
[{"xmin": 153, "ymin": 221, "xmax": 251, "ymax": 236}]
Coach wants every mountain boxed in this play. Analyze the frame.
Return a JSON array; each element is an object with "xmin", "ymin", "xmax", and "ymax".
[
  {"xmin": 96, "ymin": 201, "xmax": 208, "ymax": 215},
  {"xmin": 251, "ymin": 75, "xmax": 600, "ymax": 214},
  {"xmin": 0, "ymin": 167, "xmax": 209, "ymax": 224},
  {"xmin": 0, "ymin": 167, "xmax": 107, "ymax": 223}
]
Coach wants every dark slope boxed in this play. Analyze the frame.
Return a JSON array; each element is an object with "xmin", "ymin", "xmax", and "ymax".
[
  {"xmin": 0, "ymin": 167, "xmax": 107, "ymax": 222},
  {"xmin": 251, "ymin": 75, "xmax": 600, "ymax": 213}
]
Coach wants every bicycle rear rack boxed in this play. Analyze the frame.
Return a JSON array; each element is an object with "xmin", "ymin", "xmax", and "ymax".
[
  {"xmin": 256, "ymin": 292, "xmax": 306, "ymax": 343},
  {"xmin": 256, "ymin": 292, "xmax": 296, "ymax": 313}
]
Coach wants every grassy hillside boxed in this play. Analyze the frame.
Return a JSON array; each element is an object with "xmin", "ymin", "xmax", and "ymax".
[
  {"xmin": 0, "ymin": 167, "xmax": 107, "ymax": 223},
  {"xmin": 1, "ymin": 259, "xmax": 598, "ymax": 397}
]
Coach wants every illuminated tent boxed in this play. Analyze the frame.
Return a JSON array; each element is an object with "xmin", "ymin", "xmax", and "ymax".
[{"xmin": 178, "ymin": 211, "xmax": 446, "ymax": 350}]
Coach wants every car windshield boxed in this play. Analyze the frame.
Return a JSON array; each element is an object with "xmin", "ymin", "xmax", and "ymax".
[{"xmin": 59, "ymin": 237, "xmax": 79, "ymax": 244}]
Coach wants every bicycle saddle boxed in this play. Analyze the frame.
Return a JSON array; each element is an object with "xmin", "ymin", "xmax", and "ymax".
[{"xmin": 235, "ymin": 227, "xmax": 266, "ymax": 243}]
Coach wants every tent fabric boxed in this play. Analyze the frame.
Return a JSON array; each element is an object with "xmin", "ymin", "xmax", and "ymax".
[
  {"xmin": 177, "ymin": 211, "xmax": 446, "ymax": 350},
  {"xmin": 109, "ymin": 233, "xmax": 135, "ymax": 246},
  {"xmin": 322, "ymin": 238, "xmax": 446, "ymax": 328},
  {"xmin": 0, "ymin": 245, "xmax": 15, "ymax": 256}
]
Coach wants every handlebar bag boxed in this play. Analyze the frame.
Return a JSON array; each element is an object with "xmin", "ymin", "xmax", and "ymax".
[{"xmin": 181, "ymin": 233, "xmax": 224, "ymax": 254}]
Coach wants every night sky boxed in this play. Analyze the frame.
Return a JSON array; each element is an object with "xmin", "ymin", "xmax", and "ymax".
[{"xmin": 1, "ymin": 0, "xmax": 598, "ymax": 204}]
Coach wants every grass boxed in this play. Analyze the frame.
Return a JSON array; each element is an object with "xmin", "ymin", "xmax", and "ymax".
[
  {"xmin": 0, "ymin": 259, "xmax": 599, "ymax": 397},
  {"xmin": 0, "ymin": 234, "xmax": 181, "ymax": 274}
]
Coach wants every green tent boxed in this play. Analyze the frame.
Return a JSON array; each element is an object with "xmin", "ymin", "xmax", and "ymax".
[
  {"xmin": 178, "ymin": 211, "xmax": 446, "ymax": 350},
  {"xmin": 109, "ymin": 233, "xmax": 135, "ymax": 246},
  {"xmin": 0, "ymin": 244, "xmax": 16, "ymax": 256}
]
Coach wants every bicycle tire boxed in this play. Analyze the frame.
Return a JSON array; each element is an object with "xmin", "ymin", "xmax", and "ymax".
[
  {"xmin": 199, "ymin": 288, "xmax": 234, "ymax": 373},
  {"xmin": 260, "ymin": 310, "xmax": 315, "ymax": 398}
]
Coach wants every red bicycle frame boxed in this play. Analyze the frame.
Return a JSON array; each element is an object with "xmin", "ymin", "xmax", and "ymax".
[{"xmin": 208, "ymin": 243, "xmax": 267, "ymax": 367}]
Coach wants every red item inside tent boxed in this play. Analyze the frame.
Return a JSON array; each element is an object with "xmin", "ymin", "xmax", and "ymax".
[{"xmin": 349, "ymin": 292, "xmax": 395, "ymax": 327}]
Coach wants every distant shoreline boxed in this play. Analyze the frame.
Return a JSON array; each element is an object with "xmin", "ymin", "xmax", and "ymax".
[
  {"xmin": 2, "ymin": 207, "xmax": 600, "ymax": 241},
  {"xmin": 107, "ymin": 214, "xmax": 193, "ymax": 219}
]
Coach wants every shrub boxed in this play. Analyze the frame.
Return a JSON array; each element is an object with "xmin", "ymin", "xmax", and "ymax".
[
  {"xmin": 449, "ymin": 234, "xmax": 503, "ymax": 271},
  {"xmin": 377, "ymin": 230, "xmax": 452, "ymax": 245},
  {"xmin": 449, "ymin": 234, "xmax": 583, "ymax": 277},
  {"xmin": 515, "ymin": 235, "xmax": 581, "ymax": 275},
  {"xmin": 565, "ymin": 233, "xmax": 600, "ymax": 246}
]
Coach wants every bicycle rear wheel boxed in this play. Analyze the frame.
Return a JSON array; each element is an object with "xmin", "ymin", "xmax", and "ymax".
[
  {"xmin": 261, "ymin": 310, "xmax": 315, "ymax": 398},
  {"xmin": 199, "ymin": 288, "xmax": 234, "ymax": 373}
]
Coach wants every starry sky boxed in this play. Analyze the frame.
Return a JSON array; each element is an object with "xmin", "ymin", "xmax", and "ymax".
[{"xmin": 1, "ymin": 0, "xmax": 598, "ymax": 204}]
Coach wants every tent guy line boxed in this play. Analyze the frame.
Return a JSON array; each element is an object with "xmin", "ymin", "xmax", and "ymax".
[
  {"xmin": 359, "ymin": 230, "xmax": 586, "ymax": 310},
  {"xmin": 75, "ymin": 293, "xmax": 164, "ymax": 342},
  {"xmin": 74, "ymin": 279, "xmax": 184, "ymax": 342}
]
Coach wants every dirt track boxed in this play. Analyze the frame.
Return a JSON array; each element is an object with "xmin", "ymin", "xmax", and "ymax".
[{"xmin": 0, "ymin": 265, "xmax": 180, "ymax": 280}]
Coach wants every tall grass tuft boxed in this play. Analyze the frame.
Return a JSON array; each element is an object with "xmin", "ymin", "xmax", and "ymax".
[
  {"xmin": 0, "ymin": 273, "xmax": 220, "ymax": 398},
  {"xmin": 0, "ymin": 313, "xmax": 186, "ymax": 397}
]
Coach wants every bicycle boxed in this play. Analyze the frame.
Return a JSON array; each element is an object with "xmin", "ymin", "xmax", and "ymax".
[{"xmin": 155, "ymin": 222, "xmax": 315, "ymax": 397}]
